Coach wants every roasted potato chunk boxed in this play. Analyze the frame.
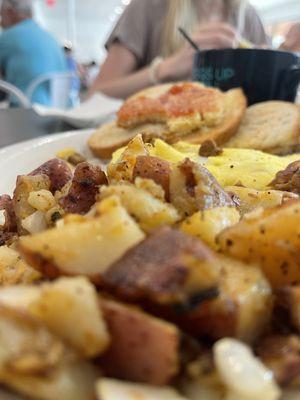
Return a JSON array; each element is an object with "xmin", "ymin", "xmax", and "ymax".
[
  {"xmin": 170, "ymin": 159, "xmax": 236, "ymax": 217},
  {"xmin": 13, "ymin": 175, "xmax": 50, "ymax": 235},
  {"xmin": 132, "ymin": 156, "xmax": 171, "ymax": 200},
  {"xmin": 96, "ymin": 378, "xmax": 187, "ymax": 400},
  {"xmin": 59, "ymin": 162, "xmax": 108, "ymax": 215},
  {"xmin": 0, "ymin": 388, "xmax": 23, "ymax": 400},
  {"xmin": 19, "ymin": 196, "xmax": 145, "ymax": 280},
  {"xmin": 180, "ymin": 207, "xmax": 240, "ymax": 250},
  {"xmin": 1, "ymin": 360, "xmax": 99, "ymax": 400},
  {"xmin": 256, "ymin": 335, "xmax": 300, "ymax": 387},
  {"xmin": 107, "ymin": 135, "xmax": 149, "ymax": 183},
  {"xmin": 219, "ymin": 200, "xmax": 300, "ymax": 288},
  {"xmin": 0, "ymin": 195, "xmax": 17, "ymax": 234},
  {"xmin": 29, "ymin": 158, "xmax": 72, "ymax": 193},
  {"xmin": 100, "ymin": 182, "xmax": 180, "ymax": 233},
  {"xmin": 100, "ymin": 299, "xmax": 180, "ymax": 385},
  {"xmin": 0, "ymin": 304, "xmax": 69, "ymax": 375},
  {"xmin": 0, "ymin": 304, "xmax": 100, "ymax": 400},
  {"xmin": 0, "ymin": 277, "xmax": 110, "ymax": 357},
  {"xmin": 275, "ymin": 286, "xmax": 300, "ymax": 334},
  {"xmin": 102, "ymin": 227, "xmax": 272, "ymax": 342},
  {"xmin": 102, "ymin": 226, "xmax": 220, "ymax": 306},
  {"xmin": 172, "ymin": 256, "xmax": 272, "ymax": 342},
  {"xmin": 0, "ymin": 246, "xmax": 41, "ymax": 286}
]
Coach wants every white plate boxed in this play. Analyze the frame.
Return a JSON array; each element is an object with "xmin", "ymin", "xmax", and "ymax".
[{"xmin": 0, "ymin": 129, "xmax": 94, "ymax": 195}]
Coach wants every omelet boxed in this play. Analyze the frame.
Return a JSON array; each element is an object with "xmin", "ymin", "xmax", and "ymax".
[
  {"xmin": 113, "ymin": 139, "xmax": 300, "ymax": 191},
  {"xmin": 206, "ymin": 148, "xmax": 300, "ymax": 190}
]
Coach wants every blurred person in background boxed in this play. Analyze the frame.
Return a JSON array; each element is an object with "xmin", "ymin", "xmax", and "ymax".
[
  {"xmin": 280, "ymin": 22, "xmax": 300, "ymax": 53},
  {"xmin": 64, "ymin": 44, "xmax": 81, "ymax": 106},
  {"xmin": 0, "ymin": 0, "xmax": 67, "ymax": 105},
  {"xmin": 89, "ymin": 0, "xmax": 268, "ymax": 99},
  {"xmin": 84, "ymin": 61, "xmax": 100, "ymax": 89}
]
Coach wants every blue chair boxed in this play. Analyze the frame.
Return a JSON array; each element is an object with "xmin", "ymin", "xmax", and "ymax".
[
  {"xmin": 0, "ymin": 80, "xmax": 31, "ymax": 108},
  {"xmin": 26, "ymin": 71, "xmax": 80, "ymax": 109}
]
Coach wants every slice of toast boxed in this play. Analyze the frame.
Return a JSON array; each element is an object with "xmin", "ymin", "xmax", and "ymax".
[
  {"xmin": 88, "ymin": 87, "xmax": 246, "ymax": 159},
  {"xmin": 88, "ymin": 122, "xmax": 168, "ymax": 159},
  {"xmin": 225, "ymin": 101, "xmax": 300, "ymax": 154},
  {"xmin": 178, "ymin": 88, "xmax": 246, "ymax": 145},
  {"xmin": 117, "ymin": 82, "xmax": 225, "ymax": 133}
]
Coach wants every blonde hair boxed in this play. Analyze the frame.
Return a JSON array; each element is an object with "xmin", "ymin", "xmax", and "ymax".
[{"xmin": 162, "ymin": 0, "xmax": 239, "ymax": 57}]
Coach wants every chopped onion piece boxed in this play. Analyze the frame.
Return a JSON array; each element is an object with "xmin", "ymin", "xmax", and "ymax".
[
  {"xmin": 214, "ymin": 338, "xmax": 281, "ymax": 400},
  {"xmin": 21, "ymin": 211, "xmax": 47, "ymax": 234},
  {"xmin": 96, "ymin": 378, "xmax": 188, "ymax": 400}
]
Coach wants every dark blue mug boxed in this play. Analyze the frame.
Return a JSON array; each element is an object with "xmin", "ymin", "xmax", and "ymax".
[{"xmin": 193, "ymin": 48, "xmax": 300, "ymax": 105}]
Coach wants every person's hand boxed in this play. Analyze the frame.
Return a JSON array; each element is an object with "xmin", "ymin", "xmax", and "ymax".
[
  {"xmin": 280, "ymin": 23, "xmax": 300, "ymax": 52},
  {"xmin": 158, "ymin": 22, "xmax": 237, "ymax": 81}
]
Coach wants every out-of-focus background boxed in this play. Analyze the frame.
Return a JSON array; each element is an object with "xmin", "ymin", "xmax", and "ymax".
[
  {"xmin": 1, "ymin": 0, "xmax": 299, "ymax": 103},
  {"xmin": 2, "ymin": 0, "xmax": 297, "ymax": 64}
]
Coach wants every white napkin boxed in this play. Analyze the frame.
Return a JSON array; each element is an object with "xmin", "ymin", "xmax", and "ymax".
[{"xmin": 33, "ymin": 93, "xmax": 123, "ymax": 128}]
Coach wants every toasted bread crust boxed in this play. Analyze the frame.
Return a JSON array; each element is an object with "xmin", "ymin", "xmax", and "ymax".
[
  {"xmin": 180, "ymin": 88, "xmax": 247, "ymax": 145},
  {"xmin": 88, "ymin": 86, "xmax": 247, "ymax": 159},
  {"xmin": 117, "ymin": 82, "xmax": 225, "ymax": 132},
  {"xmin": 225, "ymin": 101, "xmax": 300, "ymax": 154},
  {"xmin": 88, "ymin": 122, "xmax": 168, "ymax": 159}
]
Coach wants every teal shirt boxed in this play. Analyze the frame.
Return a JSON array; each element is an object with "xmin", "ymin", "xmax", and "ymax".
[{"xmin": 0, "ymin": 20, "xmax": 67, "ymax": 105}]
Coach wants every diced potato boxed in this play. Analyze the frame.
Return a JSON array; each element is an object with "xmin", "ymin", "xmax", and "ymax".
[
  {"xmin": 133, "ymin": 157, "xmax": 171, "ymax": 200},
  {"xmin": 31, "ymin": 277, "xmax": 110, "ymax": 357},
  {"xmin": 176, "ymin": 256, "xmax": 273, "ymax": 343},
  {"xmin": 102, "ymin": 227, "xmax": 271, "ymax": 342},
  {"xmin": 169, "ymin": 159, "xmax": 235, "ymax": 217},
  {"xmin": 226, "ymin": 186, "xmax": 296, "ymax": 215},
  {"xmin": 0, "ymin": 388, "xmax": 23, "ymax": 400},
  {"xmin": 275, "ymin": 286, "xmax": 300, "ymax": 333},
  {"xmin": 19, "ymin": 196, "xmax": 145, "ymax": 279},
  {"xmin": 13, "ymin": 175, "xmax": 50, "ymax": 235},
  {"xmin": 107, "ymin": 135, "xmax": 149, "ymax": 183},
  {"xmin": 0, "ymin": 246, "xmax": 41, "ymax": 286},
  {"xmin": 100, "ymin": 182, "xmax": 180, "ymax": 232},
  {"xmin": 181, "ymin": 207, "xmax": 240, "ymax": 250},
  {"xmin": 96, "ymin": 378, "xmax": 188, "ymax": 400},
  {"xmin": 0, "ymin": 301, "xmax": 100, "ymax": 400},
  {"xmin": 1, "ymin": 360, "xmax": 99, "ymax": 400},
  {"xmin": 181, "ymin": 378, "xmax": 224, "ymax": 400},
  {"xmin": 102, "ymin": 227, "xmax": 220, "ymax": 306},
  {"xmin": 282, "ymin": 390, "xmax": 300, "ymax": 400},
  {"xmin": 27, "ymin": 190, "xmax": 56, "ymax": 212},
  {"xmin": 0, "ymin": 304, "xmax": 69, "ymax": 375},
  {"xmin": 100, "ymin": 299, "xmax": 180, "ymax": 385},
  {"xmin": 0, "ymin": 277, "xmax": 110, "ymax": 357},
  {"xmin": 256, "ymin": 334, "xmax": 300, "ymax": 387},
  {"xmin": 219, "ymin": 200, "xmax": 300, "ymax": 288}
]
